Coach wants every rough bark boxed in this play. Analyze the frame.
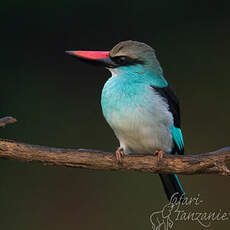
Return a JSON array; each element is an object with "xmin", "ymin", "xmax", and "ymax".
[{"xmin": 0, "ymin": 138, "xmax": 229, "ymax": 176}]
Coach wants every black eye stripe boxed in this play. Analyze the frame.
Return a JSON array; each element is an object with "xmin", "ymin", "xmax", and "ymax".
[
  {"xmin": 111, "ymin": 56, "xmax": 143, "ymax": 66},
  {"xmin": 112, "ymin": 56, "xmax": 132, "ymax": 65}
]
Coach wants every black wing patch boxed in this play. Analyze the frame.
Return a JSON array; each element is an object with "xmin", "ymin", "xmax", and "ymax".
[
  {"xmin": 152, "ymin": 85, "xmax": 184, "ymax": 155},
  {"xmin": 152, "ymin": 85, "xmax": 180, "ymax": 128}
]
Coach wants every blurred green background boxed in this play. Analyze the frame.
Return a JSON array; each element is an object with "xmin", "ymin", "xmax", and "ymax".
[{"xmin": 1, "ymin": 0, "xmax": 230, "ymax": 229}]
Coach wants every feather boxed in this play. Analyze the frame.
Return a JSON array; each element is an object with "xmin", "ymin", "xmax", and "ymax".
[{"xmin": 152, "ymin": 85, "xmax": 184, "ymax": 155}]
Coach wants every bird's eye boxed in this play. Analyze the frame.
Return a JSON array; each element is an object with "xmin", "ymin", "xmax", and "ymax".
[{"xmin": 114, "ymin": 56, "xmax": 128, "ymax": 65}]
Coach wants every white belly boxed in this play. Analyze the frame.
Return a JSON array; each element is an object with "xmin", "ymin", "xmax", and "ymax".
[{"xmin": 111, "ymin": 108, "xmax": 173, "ymax": 154}]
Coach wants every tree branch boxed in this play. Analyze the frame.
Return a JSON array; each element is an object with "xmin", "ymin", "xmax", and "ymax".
[
  {"xmin": 0, "ymin": 138, "xmax": 229, "ymax": 176},
  {"xmin": 0, "ymin": 116, "xmax": 229, "ymax": 176}
]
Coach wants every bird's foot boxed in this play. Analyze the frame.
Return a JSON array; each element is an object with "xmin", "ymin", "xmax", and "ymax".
[
  {"xmin": 154, "ymin": 149, "xmax": 165, "ymax": 161},
  {"xmin": 116, "ymin": 147, "xmax": 124, "ymax": 162}
]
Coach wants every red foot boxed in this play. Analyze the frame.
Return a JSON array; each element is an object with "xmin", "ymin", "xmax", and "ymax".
[
  {"xmin": 116, "ymin": 147, "xmax": 124, "ymax": 162},
  {"xmin": 154, "ymin": 150, "xmax": 165, "ymax": 161}
]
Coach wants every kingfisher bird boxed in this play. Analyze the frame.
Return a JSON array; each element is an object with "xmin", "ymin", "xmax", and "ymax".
[{"xmin": 66, "ymin": 40, "xmax": 184, "ymax": 201}]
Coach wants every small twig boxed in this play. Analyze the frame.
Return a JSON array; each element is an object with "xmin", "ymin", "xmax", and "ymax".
[{"xmin": 0, "ymin": 116, "xmax": 17, "ymax": 127}]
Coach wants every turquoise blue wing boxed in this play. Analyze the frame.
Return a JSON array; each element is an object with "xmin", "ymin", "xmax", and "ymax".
[{"xmin": 171, "ymin": 125, "xmax": 184, "ymax": 154}]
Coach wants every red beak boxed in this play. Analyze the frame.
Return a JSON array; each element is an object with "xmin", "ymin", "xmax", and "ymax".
[
  {"xmin": 65, "ymin": 50, "xmax": 110, "ymax": 60},
  {"xmin": 66, "ymin": 50, "xmax": 117, "ymax": 68}
]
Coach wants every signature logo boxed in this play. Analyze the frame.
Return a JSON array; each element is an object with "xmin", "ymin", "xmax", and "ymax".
[{"xmin": 150, "ymin": 193, "xmax": 229, "ymax": 229}]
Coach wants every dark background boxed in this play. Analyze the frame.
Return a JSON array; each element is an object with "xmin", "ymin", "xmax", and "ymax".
[{"xmin": 1, "ymin": 0, "xmax": 230, "ymax": 229}]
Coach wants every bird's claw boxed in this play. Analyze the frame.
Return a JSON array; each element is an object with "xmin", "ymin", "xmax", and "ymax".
[
  {"xmin": 116, "ymin": 147, "xmax": 124, "ymax": 162},
  {"xmin": 154, "ymin": 150, "xmax": 164, "ymax": 161}
]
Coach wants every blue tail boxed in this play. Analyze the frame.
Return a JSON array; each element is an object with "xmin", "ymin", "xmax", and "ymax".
[{"xmin": 159, "ymin": 174, "xmax": 184, "ymax": 201}]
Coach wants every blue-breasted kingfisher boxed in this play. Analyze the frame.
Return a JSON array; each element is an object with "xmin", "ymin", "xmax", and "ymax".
[{"xmin": 66, "ymin": 40, "xmax": 184, "ymax": 201}]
